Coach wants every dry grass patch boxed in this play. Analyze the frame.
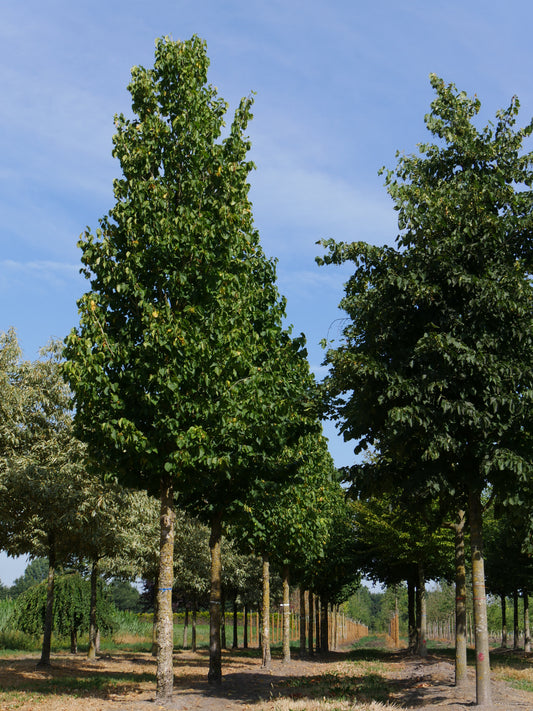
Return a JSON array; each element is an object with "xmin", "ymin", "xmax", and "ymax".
[{"xmin": 266, "ymin": 700, "xmax": 399, "ymax": 711}]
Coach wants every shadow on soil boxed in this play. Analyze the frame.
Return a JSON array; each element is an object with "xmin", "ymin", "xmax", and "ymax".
[{"xmin": 3, "ymin": 643, "xmax": 530, "ymax": 707}]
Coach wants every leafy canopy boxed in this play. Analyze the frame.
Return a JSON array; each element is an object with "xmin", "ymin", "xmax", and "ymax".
[
  {"xmin": 64, "ymin": 36, "xmax": 314, "ymax": 507},
  {"xmin": 318, "ymin": 75, "xmax": 533, "ymax": 502}
]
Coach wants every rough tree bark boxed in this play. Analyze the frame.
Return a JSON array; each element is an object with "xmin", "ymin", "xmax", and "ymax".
[
  {"xmin": 468, "ymin": 488, "xmax": 492, "ymax": 707},
  {"xmin": 299, "ymin": 588, "xmax": 306, "ymax": 657},
  {"xmin": 261, "ymin": 554, "xmax": 271, "ymax": 668},
  {"xmin": 282, "ymin": 564, "xmax": 291, "ymax": 663},
  {"xmin": 320, "ymin": 598, "xmax": 328, "ymax": 653},
  {"xmin": 315, "ymin": 595, "xmax": 321, "ymax": 653},
  {"xmin": 37, "ymin": 533, "xmax": 56, "ymax": 668},
  {"xmin": 87, "ymin": 559, "xmax": 99, "ymax": 660},
  {"xmin": 308, "ymin": 592, "xmax": 314, "ymax": 656},
  {"xmin": 243, "ymin": 603, "xmax": 249, "ymax": 649},
  {"xmin": 232, "ymin": 594, "xmax": 239, "ymax": 649},
  {"xmin": 524, "ymin": 589, "xmax": 530, "ymax": 653},
  {"xmin": 454, "ymin": 508, "xmax": 467, "ymax": 687},
  {"xmin": 155, "ymin": 476, "xmax": 175, "ymax": 701},
  {"xmin": 407, "ymin": 578, "xmax": 416, "ymax": 653},
  {"xmin": 208, "ymin": 511, "xmax": 223, "ymax": 684},
  {"xmin": 416, "ymin": 564, "xmax": 427, "ymax": 658}
]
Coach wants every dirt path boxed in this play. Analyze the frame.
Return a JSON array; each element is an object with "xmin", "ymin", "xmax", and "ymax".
[{"xmin": 1, "ymin": 647, "xmax": 532, "ymax": 710}]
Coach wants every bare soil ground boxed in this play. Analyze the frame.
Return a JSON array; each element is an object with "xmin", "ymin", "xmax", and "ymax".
[{"xmin": 0, "ymin": 645, "xmax": 532, "ymax": 711}]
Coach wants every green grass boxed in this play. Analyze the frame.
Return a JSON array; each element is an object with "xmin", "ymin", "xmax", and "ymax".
[{"xmin": 278, "ymin": 667, "xmax": 390, "ymax": 705}]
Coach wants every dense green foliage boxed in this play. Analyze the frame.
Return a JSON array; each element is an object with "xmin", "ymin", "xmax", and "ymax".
[
  {"xmin": 13, "ymin": 573, "xmax": 115, "ymax": 639},
  {"xmin": 63, "ymin": 35, "xmax": 314, "ymax": 508},
  {"xmin": 108, "ymin": 580, "xmax": 142, "ymax": 612},
  {"xmin": 319, "ymin": 76, "xmax": 533, "ymax": 503}
]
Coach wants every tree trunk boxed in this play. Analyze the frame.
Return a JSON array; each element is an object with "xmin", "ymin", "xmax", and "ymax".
[
  {"xmin": 182, "ymin": 607, "xmax": 189, "ymax": 650},
  {"xmin": 454, "ymin": 508, "xmax": 467, "ymax": 687},
  {"xmin": 261, "ymin": 553, "xmax": 271, "ymax": 669},
  {"xmin": 70, "ymin": 628, "xmax": 77, "ymax": 654},
  {"xmin": 315, "ymin": 595, "xmax": 321, "ymax": 653},
  {"xmin": 299, "ymin": 588, "xmax": 306, "ymax": 658},
  {"xmin": 514, "ymin": 589, "xmax": 519, "ymax": 649},
  {"xmin": 87, "ymin": 559, "xmax": 99, "ymax": 660},
  {"xmin": 468, "ymin": 488, "xmax": 492, "ymax": 707},
  {"xmin": 308, "ymin": 592, "xmax": 314, "ymax": 656},
  {"xmin": 416, "ymin": 564, "xmax": 427, "ymax": 657},
  {"xmin": 320, "ymin": 598, "xmax": 328, "ymax": 653},
  {"xmin": 191, "ymin": 600, "xmax": 197, "ymax": 653},
  {"xmin": 208, "ymin": 511, "xmax": 223, "ymax": 684},
  {"xmin": 501, "ymin": 595, "xmax": 507, "ymax": 649},
  {"xmin": 243, "ymin": 603, "xmax": 249, "ymax": 649},
  {"xmin": 282, "ymin": 564, "xmax": 291, "ymax": 663},
  {"xmin": 407, "ymin": 578, "xmax": 416, "ymax": 653},
  {"xmin": 232, "ymin": 594, "xmax": 239, "ymax": 649},
  {"xmin": 37, "ymin": 534, "xmax": 56, "ymax": 668},
  {"xmin": 155, "ymin": 476, "xmax": 175, "ymax": 701},
  {"xmin": 221, "ymin": 590, "xmax": 227, "ymax": 650},
  {"xmin": 151, "ymin": 573, "xmax": 159, "ymax": 657},
  {"xmin": 524, "ymin": 589, "xmax": 530, "ymax": 653}
]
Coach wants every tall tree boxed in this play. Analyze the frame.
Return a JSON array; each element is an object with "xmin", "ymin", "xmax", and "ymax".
[
  {"xmin": 0, "ymin": 341, "xmax": 88, "ymax": 667},
  {"xmin": 318, "ymin": 76, "xmax": 533, "ymax": 705},
  {"xmin": 64, "ymin": 35, "xmax": 313, "ymax": 697}
]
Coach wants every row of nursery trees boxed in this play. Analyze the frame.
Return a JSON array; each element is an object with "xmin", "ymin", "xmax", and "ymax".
[
  {"xmin": 0, "ymin": 330, "xmax": 359, "ymax": 674},
  {"xmin": 1, "ymin": 35, "xmax": 532, "ymax": 708},
  {"xmin": 0, "ymin": 33, "xmax": 359, "ymax": 703},
  {"xmin": 317, "ymin": 69, "xmax": 533, "ymax": 709}
]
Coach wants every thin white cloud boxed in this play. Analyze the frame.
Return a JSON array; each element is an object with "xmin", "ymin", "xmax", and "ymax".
[
  {"xmin": 251, "ymin": 163, "xmax": 395, "ymax": 256},
  {"xmin": 0, "ymin": 260, "xmax": 81, "ymax": 291}
]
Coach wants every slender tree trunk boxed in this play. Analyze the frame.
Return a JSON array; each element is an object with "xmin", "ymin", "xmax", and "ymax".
[
  {"xmin": 407, "ymin": 578, "xmax": 416, "ymax": 653},
  {"xmin": 282, "ymin": 564, "xmax": 291, "ymax": 663},
  {"xmin": 151, "ymin": 573, "xmax": 159, "ymax": 657},
  {"xmin": 514, "ymin": 589, "xmax": 519, "ymax": 649},
  {"xmin": 88, "ymin": 559, "xmax": 99, "ymax": 660},
  {"xmin": 320, "ymin": 598, "xmax": 328, "ymax": 653},
  {"xmin": 501, "ymin": 595, "xmax": 507, "ymax": 649},
  {"xmin": 315, "ymin": 595, "xmax": 321, "ymax": 653},
  {"xmin": 468, "ymin": 488, "xmax": 492, "ymax": 707},
  {"xmin": 182, "ymin": 607, "xmax": 189, "ymax": 650},
  {"xmin": 220, "ymin": 589, "xmax": 227, "ymax": 650},
  {"xmin": 243, "ymin": 603, "xmax": 249, "ymax": 649},
  {"xmin": 37, "ymin": 535, "xmax": 56, "ymax": 668},
  {"xmin": 308, "ymin": 592, "xmax": 314, "ymax": 656},
  {"xmin": 261, "ymin": 553, "xmax": 271, "ymax": 669},
  {"xmin": 208, "ymin": 510, "xmax": 223, "ymax": 684},
  {"xmin": 524, "ymin": 589, "xmax": 530, "ymax": 653},
  {"xmin": 416, "ymin": 565, "xmax": 427, "ymax": 658},
  {"xmin": 191, "ymin": 600, "xmax": 197, "ymax": 653},
  {"xmin": 454, "ymin": 508, "xmax": 467, "ymax": 687},
  {"xmin": 333, "ymin": 604, "xmax": 338, "ymax": 651},
  {"xmin": 155, "ymin": 476, "xmax": 175, "ymax": 701},
  {"xmin": 70, "ymin": 628, "xmax": 77, "ymax": 654},
  {"xmin": 299, "ymin": 588, "xmax": 306, "ymax": 658},
  {"xmin": 232, "ymin": 594, "xmax": 238, "ymax": 649}
]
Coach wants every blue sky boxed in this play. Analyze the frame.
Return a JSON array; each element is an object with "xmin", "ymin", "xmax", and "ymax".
[{"xmin": 2, "ymin": 0, "xmax": 533, "ymax": 583}]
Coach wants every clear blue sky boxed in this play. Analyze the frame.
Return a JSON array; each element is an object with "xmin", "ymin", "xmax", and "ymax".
[{"xmin": 2, "ymin": 0, "xmax": 533, "ymax": 584}]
